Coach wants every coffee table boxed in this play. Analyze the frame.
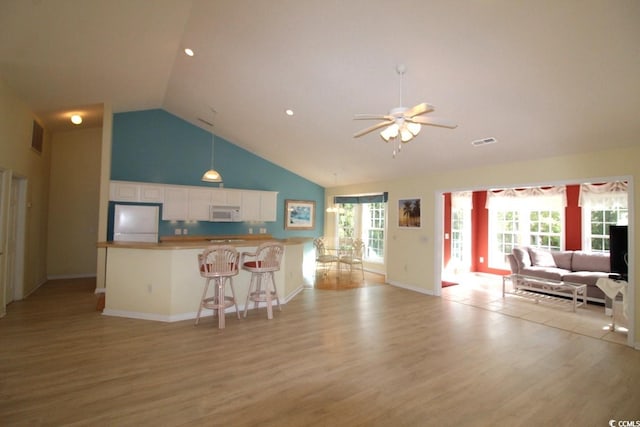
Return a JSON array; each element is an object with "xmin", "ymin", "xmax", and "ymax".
[{"xmin": 502, "ymin": 274, "xmax": 587, "ymax": 312}]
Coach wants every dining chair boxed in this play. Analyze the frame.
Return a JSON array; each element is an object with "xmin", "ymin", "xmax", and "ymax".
[
  {"xmin": 339, "ymin": 238, "xmax": 365, "ymax": 280},
  {"xmin": 313, "ymin": 237, "xmax": 338, "ymax": 277}
]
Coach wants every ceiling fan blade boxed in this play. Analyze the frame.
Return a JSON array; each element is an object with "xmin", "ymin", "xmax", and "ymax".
[
  {"xmin": 403, "ymin": 103, "xmax": 435, "ymax": 118},
  {"xmin": 354, "ymin": 114, "xmax": 394, "ymax": 121},
  {"xmin": 353, "ymin": 120, "xmax": 394, "ymax": 138},
  {"xmin": 407, "ymin": 116, "xmax": 458, "ymax": 129}
]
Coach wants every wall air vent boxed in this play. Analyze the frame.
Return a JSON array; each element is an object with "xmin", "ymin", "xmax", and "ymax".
[{"xmin": 471, "ymin": 137, "xmax": 497, "ymax": 147}]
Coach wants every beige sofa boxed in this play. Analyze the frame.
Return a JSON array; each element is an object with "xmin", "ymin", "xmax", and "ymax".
[{"xmin": 507, "ymin": 247, "xmax": 610, "ymax": 302}]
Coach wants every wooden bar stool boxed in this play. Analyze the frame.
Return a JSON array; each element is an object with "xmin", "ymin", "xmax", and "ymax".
[
  {"xmin": 241, "ymin": 242, "xmax": 284, "ymax": 320},
  {"xmin": 196, "ymin": 245, "xmax": 240, "ymax": 329}
]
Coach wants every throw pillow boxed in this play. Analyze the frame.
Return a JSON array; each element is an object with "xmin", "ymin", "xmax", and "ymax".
[{"xmin": 528, "ymin": 248, "xmax": 557, "ymax": 267}]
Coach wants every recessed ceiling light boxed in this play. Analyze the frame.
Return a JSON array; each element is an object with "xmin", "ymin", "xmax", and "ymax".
[
  {"xmin": 184, "ymin": 48, "xmax": 194, "ymax": 57},
  {"xmin": 285, "ymin": 109, "xmax": 294, "ymax": 116},
  {"xmin": 70, "ymin": 114, "xmax": 82, "ymax": 125}
]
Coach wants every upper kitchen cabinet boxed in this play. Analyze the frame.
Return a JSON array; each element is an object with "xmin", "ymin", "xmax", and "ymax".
[
  {"xmin": 241, "ymin": 190, "xmax": 278, "ymax": 222},
  {"xmin": 188, "ymin": 188, "xmax": 213, "ymax": 221},
  {"xmin": 162, "ymin": 186, "xmax": 188, "ymax": 220},
  {"xmin": 110, "ymin": 180, "xmax": 277, "ymax": 222},
  {"xmin": 138, "ymin": 184, "xmax": 164, "ymax": 203},
  {"xmin": 110, "ymin": 181, "xmax": 139, "ymax": 202},
  {"xmin": 211, "ymin": 188, "xmax": 242, "ymax": 207},
  {"xmin": 110, "ymin": 181, "xmax": 164, "ymax": 203}
]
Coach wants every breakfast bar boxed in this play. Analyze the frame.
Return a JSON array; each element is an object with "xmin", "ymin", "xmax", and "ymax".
[{"xmin": 97, "ymin": 235, "xmax": 311, "ymax": 322}]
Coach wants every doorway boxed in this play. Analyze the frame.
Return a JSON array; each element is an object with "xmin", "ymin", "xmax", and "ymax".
[
  {"xmin": 1, "ymin": 170, "xmax": 27, "ymax": 309},
  {"xmin": 436, "ymin": 176, "xmax": 635, "ymax": 348}
]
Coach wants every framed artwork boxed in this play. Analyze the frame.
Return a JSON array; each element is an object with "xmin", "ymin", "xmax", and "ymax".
[
  {"xmin": 285, "ymin": 199, "xmax": 315, "ymax": 230},
  {"xmin": 398, "ymin": 198, "xmax": 421, "ymax": 228}
]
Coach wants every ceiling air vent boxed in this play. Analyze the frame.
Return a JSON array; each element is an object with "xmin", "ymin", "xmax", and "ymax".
[{"xmin": 471, "ymin": 137, "xmax": 497, "ymax": 147}]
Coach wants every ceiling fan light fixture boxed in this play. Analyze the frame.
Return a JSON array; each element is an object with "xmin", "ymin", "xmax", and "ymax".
[
  {"xmin": 380, "ymin": 123, "xmax": 399, "ymax": 141},
  {"xmin": 400, "ymin": 127, "xmax": 414, "ymax": 143},
  {"xmin": 406, "ymin": 122, "xmax": 421, "ymax": 136}
]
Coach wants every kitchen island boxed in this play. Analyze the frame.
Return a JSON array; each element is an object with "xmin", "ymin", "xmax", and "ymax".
[{"xmin": 97, "ymin": 235, "xmax": 312, "ymax": 322}]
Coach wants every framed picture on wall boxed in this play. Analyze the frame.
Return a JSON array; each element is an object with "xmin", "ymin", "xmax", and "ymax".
[
  {"xmin": 285, "ymin": 199, "xmax": 315, "ymax": 230},
  {"xmin": 398, "ymin": 198, "xmax": 421, "ymax": 228}
]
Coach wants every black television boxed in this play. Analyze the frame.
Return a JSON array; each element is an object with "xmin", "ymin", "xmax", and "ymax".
[{"xmin": 609, "ymin": 225, "xmax": 628, "ymax": 281}]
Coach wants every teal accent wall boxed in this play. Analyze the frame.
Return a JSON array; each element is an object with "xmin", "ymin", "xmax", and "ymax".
[{"xmin": 111, "ymin": 109, "xmax": 324, "ymax": 239}]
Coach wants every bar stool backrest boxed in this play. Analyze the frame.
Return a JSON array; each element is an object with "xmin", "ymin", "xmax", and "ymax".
[
  {"xmin": 243, "ymin": 242, "xmax": 284, "ymax": 272},
  {"xmin": 198, "ymin": 245, "xmax": 239, "ymax": 278}
]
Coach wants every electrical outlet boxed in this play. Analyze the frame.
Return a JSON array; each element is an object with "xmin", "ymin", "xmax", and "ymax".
[
  {"xmin": 480, "ymin": 257, "xmax": 484, "ymax": 263},
  {"xmin": 183, "ymin": 228, "xmax": 188, "ymax": 235},
  {"xmin": 259, "ymin": 228, "xmax": 266, "ymax": 234},
  {"xmin": 174, "ymin": 229, "xmax": 182, "ymax": 235},
  {"xmin": 248, "ymin": 227, "xmax": 253, "ymax": 234}
]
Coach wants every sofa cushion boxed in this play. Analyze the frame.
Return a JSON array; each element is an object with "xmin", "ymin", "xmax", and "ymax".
[
  {"xmin": 572, "ymin": 251, "xmax": 610, "ymax": 273},
  {"xmin": 563, "ymin": 271, "xmax": 610, "ymax": 287},
  {"xmin": 551, "ymin": 251, "xmax": 573, "ymax": 270},
  {"xmin": 520, "ymin": 266, "xmax": 567, "ymax": 282},
  {"xmin": 512, "ymin": 247, "xmax": 531, "ymax": 269},
  {"xmin": 528, "ymin": 248, "xmax": 557, "ymax": 267}
]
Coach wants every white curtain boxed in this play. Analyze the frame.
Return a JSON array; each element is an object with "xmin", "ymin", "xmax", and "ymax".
[
  {"xmin": 578, "ymin": 181, "xmax": 628, "ymax": 210},
  {"xmin": 451, "ymin": 191, "xmax": 472, "ymax": 210},
  {"xmin": 485, "ymin": 186, "xmax": 567, "ymax": 211}
]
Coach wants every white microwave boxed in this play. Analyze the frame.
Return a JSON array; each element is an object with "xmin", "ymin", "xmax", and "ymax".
[{"xmin": 209, "ymin": 205, "xmax": 242, "ymax": 222}]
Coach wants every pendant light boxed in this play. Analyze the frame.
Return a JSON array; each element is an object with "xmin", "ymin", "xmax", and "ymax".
[{"xmin": 201, "ymin": 109, "xmax": 222, "ymax": 183}]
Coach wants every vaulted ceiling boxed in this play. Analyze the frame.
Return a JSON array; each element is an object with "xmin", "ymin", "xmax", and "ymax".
[{"xmin": 1, "ymin": 1, "xmax": 639, "ymax": 187}]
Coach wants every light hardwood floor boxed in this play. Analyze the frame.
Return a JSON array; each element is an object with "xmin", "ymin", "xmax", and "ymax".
[{"xmin": 1, "ymin": 276, "xmax": 639, "ymax": 426}]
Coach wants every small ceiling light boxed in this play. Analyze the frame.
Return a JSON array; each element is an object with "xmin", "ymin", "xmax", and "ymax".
[
  {"xmin": 70, "ymin": 114, "xmax": 82, "ymax": 125},
  {"xmin": 184, "ymin": 48, "xmax": 194, "ymax": 57},
  {"xmin": 285, "ymin": 109, "xmax": 294, "ymax": 116}
]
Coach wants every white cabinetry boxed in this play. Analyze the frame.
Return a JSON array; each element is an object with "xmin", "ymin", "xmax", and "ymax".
[
  {"xmin": 241, "ymin": 191, "xmax": 261, "ymax": 221},
  {"xmin": 162, "ymin": 187, "xmax": 188, "ymax": 220},
  {"xmin": 110, "ymin": 181, "xmax": 139, "ymax": 202},
  {"xmin": 260, "ymin": 191, "xmax": 278, "ymax": 222},
  {"xmin": 241, "ymin": 190, "xmax": 278, "ymax": 222},
  {"xmin": 188, "ymin": 188, "xmax": 213, "ymax": 220},
  {"xmin": 138, "ymin": 184, "xmax": 164, "ymax": 203},
  {"xmin": 110, "ymin": 181, "xmax": 164, "ymax": 203},
  {"xmin": 109, "ymin": 181, "xmax": 278, "ymax": 222},
  {"xmin": 211, "ymin": 188, "xmax": 242, "ymax": 207}
]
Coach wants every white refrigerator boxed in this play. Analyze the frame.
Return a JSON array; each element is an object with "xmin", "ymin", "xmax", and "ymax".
[{"xmin": 113, "ymin": 204, "xmax": 159, "ymax": 243}]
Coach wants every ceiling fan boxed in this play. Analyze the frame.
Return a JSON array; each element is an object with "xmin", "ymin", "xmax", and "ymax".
[{"xmin": 353, "ymin": 64, "xmax": 457, "ymax": 157}]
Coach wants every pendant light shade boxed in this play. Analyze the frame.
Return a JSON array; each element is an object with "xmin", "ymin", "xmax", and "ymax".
[
  {"xmin": 202, "ymin": 110, "xmax": 222, "ymax": 183},
  {"xmin": 201, "ymin": 168, "xmax": 222, "ymax": 182}
]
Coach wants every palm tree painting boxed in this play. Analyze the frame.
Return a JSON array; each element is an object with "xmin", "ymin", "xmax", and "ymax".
[{"xmin": 398, "ymin": 198, "xmax": 421, "ymax": 227}]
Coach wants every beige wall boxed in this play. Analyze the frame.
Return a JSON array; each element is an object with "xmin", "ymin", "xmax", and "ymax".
[
  {"xmin": 325, "ymin": 146, "xmax": 638, "ymax": 347},
  {"xmin": 47, "ymin": 128, "xmax": 102, "ymax": 278},
  {"xmin": 0, "ymin": 78, "xmax": 51, "ymax": 316}
]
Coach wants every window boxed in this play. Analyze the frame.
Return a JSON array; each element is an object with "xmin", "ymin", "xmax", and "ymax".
[
  {"xmin": 487, "ymin": 187, "xmax": 566, "ymax": 269},
  {"xmin": 579, "ymin": 182, "xmax": 628, "ymax": 252},
  {"xmin": 450, "ymin": 192, "xmax": 472, "ymax": 270},
  {"xmin": 528, "ymin": 210, "xmax": 562, "ymax": 250},
  {"xmin": 335, "ymin": 197, "xmax": 387, "ymax": 264},
  {"xmin": 337, "ymin": 203, "xmax": 355, "ymax": 241},
  {"xmin": 363, "ymin": 202, "xmax": 385, "ymax": 262}
]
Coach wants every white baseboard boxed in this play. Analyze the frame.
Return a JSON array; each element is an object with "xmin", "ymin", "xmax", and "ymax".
[
  {"xmin": 387, "ymin": 280, "xmax": 436, "ymax": 296},
  {"xmin": 47, "ymin": 273, "xmax": 97, "ymax": 280}
]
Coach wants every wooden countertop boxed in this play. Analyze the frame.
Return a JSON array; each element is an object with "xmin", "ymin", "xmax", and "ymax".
[{"xmin": 97, "ymin": 234, "xmax": 312, "ymax": 250}]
